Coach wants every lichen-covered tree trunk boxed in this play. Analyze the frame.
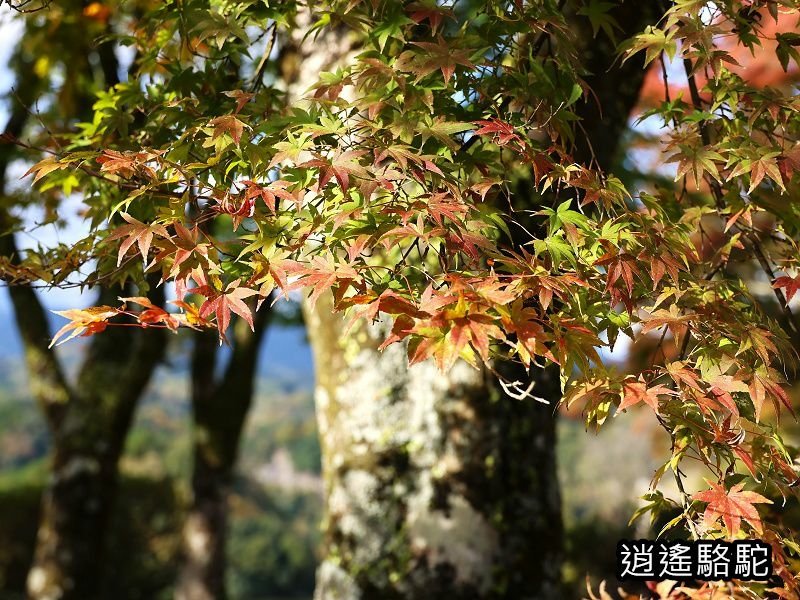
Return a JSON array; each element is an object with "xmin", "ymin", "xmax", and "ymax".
[
  {"xmin": 305, "ymin": 296, "xmax": 563, "ymax": 599},
  {"xmin": 284, "ymin": 11, "xmax": 557, "ymax": 600},
  {"xmin": 176, "ymin": 308, "xmax": 270, "ymax": 600}
]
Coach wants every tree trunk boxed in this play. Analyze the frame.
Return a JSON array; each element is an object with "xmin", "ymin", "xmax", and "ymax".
[
  {"xmin": 305, "ymin": 296, "xmax": 562, "ymax": 599},
  {"xmin": 21, "ymin": 284, "xmax": 167, "ymax": 600},
  {"xmin": 176, "ymin": 308, "xmax": 270, "ymax": 600}
]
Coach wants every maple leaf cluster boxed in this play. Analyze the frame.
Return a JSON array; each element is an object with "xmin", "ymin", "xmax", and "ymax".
[{"xmin": 15, "ymin": 0, "xmax": 800, "ymax": 594}]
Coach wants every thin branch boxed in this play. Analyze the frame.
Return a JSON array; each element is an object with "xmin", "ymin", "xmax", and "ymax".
[{"xmin": 250, "ymin": 22, "xmax": 277, "ymax": 93}]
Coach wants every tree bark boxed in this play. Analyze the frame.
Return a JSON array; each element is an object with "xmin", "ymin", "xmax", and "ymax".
[
  {"xmin": 176, "ymin": 307, "xmax": 271, "ymax": 600},
  {"xmin": 305, "ymin": 297, "xmax": 563, "ymax": 599}
]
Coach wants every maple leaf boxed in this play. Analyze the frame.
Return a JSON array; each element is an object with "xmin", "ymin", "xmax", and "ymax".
[
  {"xmin": 96, "ymin": 149, "xmax": 159, "ymax": 179},
  {"xmin": 692, "ymin": 480, "xmax": 771, "ymax": 536},
  {"xmin": 223, "ymin": 89, "xmax": 254, "ymax": 114},
  {"xmin": 504, "ymin": 304, "xmax": 555, "ymax": 366},
  {"xmin": 408, "ymin": 333, "xmax": 450, "ymax": 370},
  {"xmin": 618, "ymin": 378, "xmax": 674, "ymax": 413},
  {"xmin": 470, "ymin": 178, "xmax": 501, "ymax": 202},
  {"xmin": 197, "ymin": 281, "xmax": 258, "ymax": 335},
  {"xmin": 425, "ymin": 192, "xmax": 469, "ymax": 225},
  {"xmin": 169, "ymin": 300, "xmax": 210, "ymax": 329},
  {"xmin": 22, "ymin": 157, "xmax": 69, "ymax": 184},
  {"xmin": 595, "ymin": 251, "xmax": 640, "ymax": 295},
  {"xmin": 120, "ymin": 296, "xmax": 183, "ymax": 331},
  {"xmin": 640, "ymin": 306, "xmax": 693, "ymax": 340},
  {"xmin": 645, "ymin": 253, "xmax": 683, "ymax": 289},
  {"xmin": 241, "ymin": 180, "xmax": 300, "ymax": 212},
  {"xmin": 564, "ymin": 377, "xmax": 612, "ymax": 412},
  {"xmin": 50, "ymin": 306, "xmax": 120, "ymax": 347},
  {"xmin": 778, "ymin": 144, "xmax": 800, "ymax": 181},
  {"xmin": 473, "ymin": 119, "xmax": 520, "ymax": 146},
  {"xmin": 208, "ymin": 114, "xmax": 247, "ymax": 145},
  {"xmin": 703, "ymin": 374, "xmax": 747, "ymax": 419},
  {"xmin": 749, "ymin": 367, "xmax": 794, "ymax": 422},
  {"xmin": 417, "ymin": 283, "xmax": 456, "ymax": 315},
  {"xmin": 214, "ymin": 193, "xmax": 256, "ymax": 230},
  {"xmin": 106, "ymin": 213, "xmax": 170, "ymax": 266},
  {"xmin": 577, "ymin": 0, "xmax": 621, "ymax": 39},
  {"xmin": 724, "ymin": 207, "xmax": 753, "ymax": 233},
  {"xmin": 377, "ymin": 314, "xmax": 416, "ymax": 351},
  {"xmin": 773, "ymin": 274, "xmax": 800, "ymax": 303},
  {"xmin": 283, "ymin": 255, "xmax": 360, "ymax": 308},
  {"xmin": 666, "ymin": 361, "xmax": 704, "ymax": 391},
  {"xmin": 395, "ymin": 38, "xmax": 474, "ymax": 84},
  {"xmin": 417, "ymin": 117, "xmax": 474, "ymax": 149},
  {"xmin": 406, "ymin": 2, "xmax": 453, "ymax": 33},
  {"xmin": 448, "ymin": 313, "xmax": 503, "ymax": 365},
  {"xmin": 668, "ymin": 147, "xmax": 725, "ymax": 187},
  {"xmin": 748, "ymin": 152, "xmax": 785, "ymax": 194},
  {"xmin": 300, "ymin": 150, "xmax": 370, "ymax": 193}
]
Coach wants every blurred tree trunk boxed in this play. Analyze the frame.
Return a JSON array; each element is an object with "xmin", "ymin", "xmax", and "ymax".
[
  {"xmin": 0, "ymin": 17, "xmax": 168, "ymax": 600},
  {"xmin": 284, "ymin": 2, "xmax": 668, "ymax": 599},
  {"xmin": 2, "ymin": 180, "xmax": 165, "ymax": 600},
  {"xmin": 20, "ymin": 285, "xmax": 167, "ymax": 600},
  {"xmin": 176, "ymin": 307, "xmax": 270, "ymax": 600}
]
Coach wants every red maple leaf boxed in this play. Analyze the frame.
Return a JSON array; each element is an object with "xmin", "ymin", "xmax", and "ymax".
[
  {"xmin": 425, "ymin": 192, "xmax": 469, "ymax": 225},
  {"xmin": 300, "ymin": 150, "xmax": 370, "ymax": 193},
  {"xmin": 241, "ymin": 179, "xmax": 299, "ymax": 212},
  {"xmin": 197, "ymin": 281, "xmax": 258, "ymax": 334},
  {"xmin": 473, "ymin": 119, "xmax": 520, "ymax": 146},
  {"xmin": 406, "ymin": 2, "xmax": 453, "ymax": 33},
  {"xmin": 595, "ymin": 251, "xmax": 640, "ymax": 295},
  {"xmin": 208, "ymin": 114, "xmax": 247, "ymax": 145},
  {"xmin": 692, "ymin": 480, "xmax": 772, "ymax": 536},
  {"xmin": 773, "ymin": 274, "xmax": 800, "ymax": 303},
  {"xmin": 106, "ymin": 212, "xmax": 170, "ymax": 267}
]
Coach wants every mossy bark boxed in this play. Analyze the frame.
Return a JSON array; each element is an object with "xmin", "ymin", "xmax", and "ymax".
[
  {"xmin": 306, "ymin": 297, "xmax": 563, "ymax": 599},
  {"xmin": 22, "ymin": 293, "xmax": 166, "ymax": 600},
  {"xmin": 0, "ymin": 22, "xmax": 166, "ymax": 599}
]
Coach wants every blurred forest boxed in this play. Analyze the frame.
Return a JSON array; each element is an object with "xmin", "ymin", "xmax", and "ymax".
[
  {"xmin": 0, "ymin": 327, "xmax": 325, "ymax": 600},
  {"xmin": 0, "ymin": 322, "xmax": 667, "ymax": 599}
]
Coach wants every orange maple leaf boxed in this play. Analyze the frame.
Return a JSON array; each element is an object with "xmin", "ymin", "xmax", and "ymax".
[
  {"xmin": 618, "ymin": 378, "xmax": 675, "ymax": 413},
  {"xmin": 49, "ymin": 306, "xmax": 120, "ymax": 347},
  {"xmin": 692, "ymin": 480, "xmax": 772, "ymax": 536},
  {"xmin": 197, "ymin": 281, "xmax": 258, "ymax": 334},
  {"xmin": 106, "ymin": 212, "xmax": 170, "ymax": 267},
  {"xmin": 208, "ymin": 114, "xmax": 247, "ymax": 145}
]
